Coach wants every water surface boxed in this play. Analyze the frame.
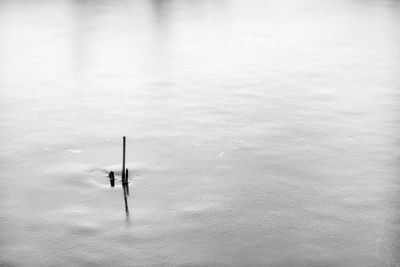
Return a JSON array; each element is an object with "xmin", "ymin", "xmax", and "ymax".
[{"xmin": 1, "ymin": 0, "xmax": 400, "ymax": 266}]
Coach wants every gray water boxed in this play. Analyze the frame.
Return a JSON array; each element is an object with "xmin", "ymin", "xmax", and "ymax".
[{"xmin": 1, "ymin": 0, "xmax": 400, "ymax": 266}]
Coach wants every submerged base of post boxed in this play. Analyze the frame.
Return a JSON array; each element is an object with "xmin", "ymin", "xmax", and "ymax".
[{"xmin": 125, "ymin": 168, "xmax": 129, "ymax": 196}]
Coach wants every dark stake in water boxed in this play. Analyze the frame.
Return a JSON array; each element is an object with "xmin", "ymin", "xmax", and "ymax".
[
  {"xmin": 121, "ymin": 136, "xmax": 129, "ymax": 215},
  {"xmin": 108, "ymin": 137, "xmax": 130, "ymax": 215}
]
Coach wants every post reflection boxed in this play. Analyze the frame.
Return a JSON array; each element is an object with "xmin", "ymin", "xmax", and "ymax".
[{"xmin": 123, "ymin": 181, "xmax": 129, "ymax": 216}]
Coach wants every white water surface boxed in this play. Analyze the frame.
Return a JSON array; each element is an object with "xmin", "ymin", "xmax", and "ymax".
[{"xmin": 1, "ymin": 0, "xmax": 400, "ymax": 266}]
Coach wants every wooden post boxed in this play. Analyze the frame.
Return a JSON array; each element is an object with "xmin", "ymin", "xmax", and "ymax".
[{"xmin": 122, "ymin": 136, "xmax": 126, "ymax": 184}]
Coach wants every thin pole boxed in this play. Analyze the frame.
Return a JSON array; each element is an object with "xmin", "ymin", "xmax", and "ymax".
[{"xmin": 122, "ymin": 136, "xmax": 126, "ymax": 184}]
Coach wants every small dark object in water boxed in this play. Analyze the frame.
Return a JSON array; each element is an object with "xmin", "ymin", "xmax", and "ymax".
[
  {"xmin": 122, "ymin": 136, "xmax": 126, "ymax": 184},
  {"xmin": 108, "ymin": 171, "xmax": 115, "ymax": 187}
]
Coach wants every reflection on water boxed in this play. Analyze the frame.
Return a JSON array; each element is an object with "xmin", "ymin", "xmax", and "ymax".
[{"xmin": 0, "ymin": 0, "xmax": 400, "ymax": 266}]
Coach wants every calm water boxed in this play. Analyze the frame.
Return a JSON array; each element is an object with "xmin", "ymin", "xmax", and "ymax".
[{"xmin": 1, "ymin": 0, "xmax": 400, "ymax": 266}]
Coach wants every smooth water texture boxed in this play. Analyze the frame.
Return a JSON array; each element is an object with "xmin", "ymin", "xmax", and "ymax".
[{"xmin": 1, "ymin": 0, "xmax": 400, "ymax": 266}]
